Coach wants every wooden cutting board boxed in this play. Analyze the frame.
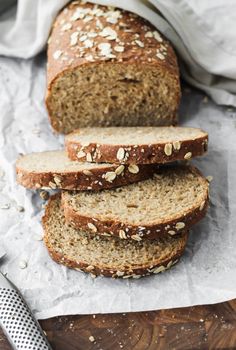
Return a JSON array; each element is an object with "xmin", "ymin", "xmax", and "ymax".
[{"xmin": 1, "ymin": 299, "xmax": 236, "ymax": 349}]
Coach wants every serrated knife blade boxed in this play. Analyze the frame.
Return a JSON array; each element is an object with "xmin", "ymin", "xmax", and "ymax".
[{"xmin": 0, "ymin": 250, "xmax": 52, "ymax": 350}]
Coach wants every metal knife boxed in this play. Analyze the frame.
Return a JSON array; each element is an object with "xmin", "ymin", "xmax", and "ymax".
[{"xmin": 0, "ymin": 249, "xmax": 52, "ymax": 350}]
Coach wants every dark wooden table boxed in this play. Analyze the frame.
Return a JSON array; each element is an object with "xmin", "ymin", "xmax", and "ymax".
[{"xmin": 1, "ymin": 299, "xmax": 236, "ymax": 349}]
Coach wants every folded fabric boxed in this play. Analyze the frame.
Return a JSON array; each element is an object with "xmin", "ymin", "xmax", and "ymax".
[{"xmin": 0, "ymin": 0, "xmax": 235, "ymax": 107}]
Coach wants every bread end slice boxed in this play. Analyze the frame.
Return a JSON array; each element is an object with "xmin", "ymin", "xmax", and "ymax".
[{"xmin": 43, "ymin": 195, "xmax": 188, "ymax": 278}]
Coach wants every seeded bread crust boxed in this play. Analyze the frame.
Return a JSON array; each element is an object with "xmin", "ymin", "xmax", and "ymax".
[
  {"xmin": 62, "ymin": 165, "xmax": 209, "ymax": 241},
  {"xmin": 43, "ymin": 195, "xmax": 188, "ymax": 278},
  {"xmin": 66, "ymin": 127, "xmax": 208, "ymax": 164},
  {"xmin": 16, "ymin": 151, "xmax": 156, "ymax": 191},
  {"xmin": 46, "ymin": 1, "xmax": 180, "ymax": 134}
]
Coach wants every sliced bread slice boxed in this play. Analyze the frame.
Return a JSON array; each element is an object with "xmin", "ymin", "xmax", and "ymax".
[
  {"xmin": 43, "ymin": 195, "xmax": 188, "ymax": 278},
  {"xmin": 62, "ymin": 165, "xmax": 209, "ymax": 240},
  {"xmin": 65, "ymin": 126, "xmax": 208, "ymax": 164},
  {"xmin": 16, "ymin": 150, "xmax": 156, "ymax": 191}
]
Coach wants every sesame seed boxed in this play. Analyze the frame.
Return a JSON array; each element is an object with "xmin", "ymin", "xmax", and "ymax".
[{"xmin": 117, "ymin": 147, "xmax": 125, "ymax": 161}]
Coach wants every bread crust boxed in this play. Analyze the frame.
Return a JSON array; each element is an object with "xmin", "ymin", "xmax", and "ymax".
[
  {"xmin": 61, "ymin": 165, "xmax": 209, "ymax": 240},
  {"xmin": 16, "ymin": 158, "xmax": 157, "ymax": 191},
  {"xmin": 43, "ymin": 195, "xmax": 188, "ymax": 278},
  {"xmin": 46, "ymin": 1, "xmax": 181, "ymax": 133},
  {"xmin": 65, "ymin": 128, "xmax": 208, "ymax": 164}
]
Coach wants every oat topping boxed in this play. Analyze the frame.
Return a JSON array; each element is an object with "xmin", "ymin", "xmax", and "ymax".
[
  {"xmin": 114, "ymin": 45, "xmax": 125, "ymax": 52},
  {"xmin": 84, "ymin": 39, "xmax": 94, "ymax": 48},
  {"xmin": 164, "ymin": 143, "xmax": 173, "ymax": 156},
  {"xmin": 135, "ymin": 40, "xmax": 144, "ymax": 48},
  {"xmin": 152, "ymin": 265, "xmax": 166, "ymax": 274},
  {"xmin": 53, "ymin": 50, "xmax": 63, "ymax": 60},
  {"xmin": 184, "ymin": 152, "xmax": 192, "ymax": 160},
  {"xmin": 128, "ymin": 164, "xmax": 139, "ymax": 174},
  {"xmin": 88, "ymin": 222, "xmax": 97, "ymax": 232},
  {"xmin": 70, "ymin": 32, "xmax": 79, "ymax": 46},
  {"xmin": 199, "ymin": 201, "xmax": 205, "ymax": 211},
  {"xmin": 119, "ymin": 230, "xmax": 127, "ymax": 239},
  {"xmin": 61, "ymin": 23, "xmax": 72, "ymax": 31},
  {"xmin": 153, "ymin": 31, "xmax": 163, "ymax": 42},
  {"xmin": 104, "ymin": 171, "xmax": 116, "ymax": 182},
  {"xmin": 175, "ymin": 222, "xmax": 185, "ymax": 230},
  {"xmin": 77, "ymin": 150, "xmax": 86, "ymax": 158},
  {"xmin": 173, "ymin": 141, "xmax": 181, "ymax": 150},
  {"xmin": 49, "ymin": 181, "xmax": 57, "ymax": 189},
  {"xmin": 116, "ymin": 270, "xmax": 125, "ymax": 276},
  {"xmin": 115, "ymin": 165, "xmax": 125, "ymax": 175},
  {"xmin": 131, "ymin": 234, "xmax": 142, "ymax": 241},
  {"xmin": 156, "ymin": 52, "xmax": 165, "ymax": 60},
  {"xmin": 86, "ymin": 153, "xmax": 93, "ymax": 162},
  {"xmin": 116, "ymin": 147, "xmax": 125, "ymax": 161},
  {"xmin": 54, "ymin": 175, "xmax": 62, "ymax": 186},
  {"xmin": 83, "ymin": 169, "xmax": 93, "ymax": 176},
  {"xmin": 100, "ymin": 26, "xmax": 117, "ymax": 40},
  {"xmin": 206, "ymin": 175, "xmax": 213, "ymax": 182},
  {"xmin": 168, "ymin": 230, "xmax": 176, "ymax": 235}
]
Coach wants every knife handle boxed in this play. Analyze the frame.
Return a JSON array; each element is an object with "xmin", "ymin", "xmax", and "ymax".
[{"xmin": 0, "ymin": 287, "xmax": 52, "ymax": 350}]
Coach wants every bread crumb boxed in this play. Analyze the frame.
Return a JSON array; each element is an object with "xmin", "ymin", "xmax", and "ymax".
[
  {"xmin": 89, "ymin": 335, "xmax": 95, "ymax": 342},
  {"xmin": 19, "ymin": 260, "xmax": 27, "ymax": 269},
  {"xmin": 0, "ymin": 204, "xmax": 10, "ymax": 210}
]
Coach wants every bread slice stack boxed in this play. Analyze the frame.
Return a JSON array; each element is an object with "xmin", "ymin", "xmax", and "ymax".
[{"xmin": 16, "ymin": 126, "xmax": 209, "ymax": 278}]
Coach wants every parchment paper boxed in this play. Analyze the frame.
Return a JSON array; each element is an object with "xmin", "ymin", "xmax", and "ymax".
[{"xmin": 0, "ymin": 54, "xmax": 236, "ymax": 320}]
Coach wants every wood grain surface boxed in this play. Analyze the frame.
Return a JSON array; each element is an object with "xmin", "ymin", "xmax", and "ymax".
[{"xmin": 1, "ymin": 299, "xmax": 236, "ymax": 349}]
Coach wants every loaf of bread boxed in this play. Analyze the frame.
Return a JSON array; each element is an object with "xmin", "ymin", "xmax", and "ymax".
[
  {"xmin": 62, "ymin": 165, "xmax": 209, "ymax": 240},
  {"xmin": 65, "ymin": 126, "xmax": 208, "ymax": 164},
  {"xmin": 16, "ymin": 150, "xmax": 156, "ymax": 191},
  {"xmin": 46, "ymin": 1, "xmax": 180, "ymax": 134},
  {"xmin": 43, "ymin": 195, "xmax": 188, "ymax": 278}
]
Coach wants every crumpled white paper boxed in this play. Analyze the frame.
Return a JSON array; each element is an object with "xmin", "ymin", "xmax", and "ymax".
[{"xmin": 0, "ymin": 54, "xmax": 236, "ymax": 320}]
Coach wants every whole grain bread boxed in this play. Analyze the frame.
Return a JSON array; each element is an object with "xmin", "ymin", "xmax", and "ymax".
[
  {"xmin": 43, "ymin": 195, "xmax": 188, "ymax": 278},
  {"xmin": 65, "ymin": 126, "xmax": 208, "ymax": 164},
  {"xmin": 46, "ymin": 1, "xmax": 180, "ymax": 134},
  {"xmin": 16, "ymin": 150, "xmax": 156, "ymax": 191},
  {"xmin": 62, "ymin": 165, "xmax": 209, "ymax": 240}
]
